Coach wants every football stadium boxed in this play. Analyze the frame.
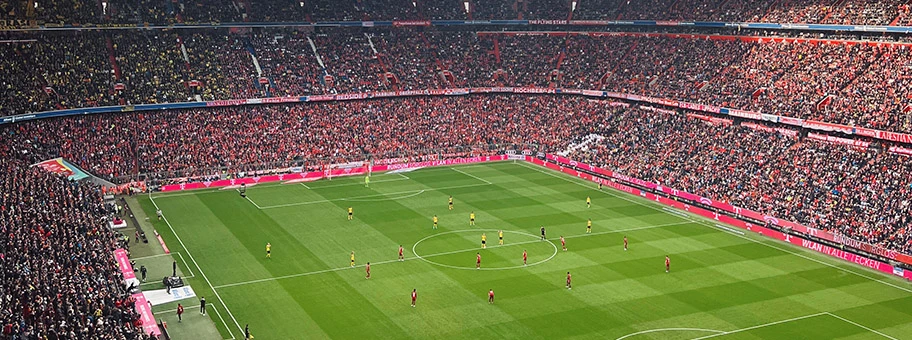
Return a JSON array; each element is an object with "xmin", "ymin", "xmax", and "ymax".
[{"xmin": 2, "ymin": 1, "xmax": 912, "ymax": 339}]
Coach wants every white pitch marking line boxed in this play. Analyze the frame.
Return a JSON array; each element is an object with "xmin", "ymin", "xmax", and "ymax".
[
  {"xmin": 149, "ymin": 162, "xmax": 505, "ymax": 199},
  {"xmin": 517, "ymin": 161, "xmax": 912, "ymax": 295},
  {"xmin": 689, "ymin": 312, "xmax": 828, "ymax": 340},
  {"xmin": 177, "ymin": 251, "xmax": 196, "ymax": 278},
  {"xmin": 451, "ymin": 167, "xmax": 492, "ymax": 185},
  {"xmin": 615, "ymin": 328, "xmax": 724, "ymax": 340},
  {"xmin": 341, "ymin": 190, "xmax": 425, "ymax": 202},
  {"xmin": 210, "ymin": 221, "xmax": 690, "ymax": 289},
  {"xmin": 303, "ymin": 177, "xmax": 409, "ymax": 190},
  {"xmin": 149, "ymin": 195, "xmax": 244, "ymax": 338},
  {"xmin": 243, "ymin": 195, "xmax": 263, "ymax": 209},
  {"xmin": 130, "ymin": 253, "xmax": 174, "ymax": 261},
  {"xmin": 410, "ymin": 229, "xmax": 558, "ymax": 271},
  {"xmin": 825, "ymin": 312, "xmax": 899, "ymax": 340},
  {"xmin": 256, "ymin": 182, "xmax": 492, "ymax": 210},
  {"xmin": 210, "ymin": 304, "xmax": 236, "ymax": 340}
]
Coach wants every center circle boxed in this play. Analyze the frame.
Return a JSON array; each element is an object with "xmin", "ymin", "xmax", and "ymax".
[{"xmin": 411, "ymin": 229, "xmax": 558, "ymax": 271}]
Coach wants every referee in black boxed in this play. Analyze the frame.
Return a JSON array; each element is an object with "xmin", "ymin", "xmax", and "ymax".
[
  {"xmin": 200, "ymin": 297, "xmax": 206, "ymax": 315},
  {"xmin": 540, "ymin": 226, "xmax": 546, "ymax": 240}
]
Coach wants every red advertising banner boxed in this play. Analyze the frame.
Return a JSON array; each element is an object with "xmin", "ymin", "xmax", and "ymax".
[
  {"xmin": 778, "ymin": 115, "xmax": 805, "ymax": 126},
  {"xmin": 889, "ymin": 146, "xmax": 912, "ymax": 156},
  {"xmin": 132, "ymin": 293, "xmax": 162, "ymax": 336},
  {"xmin": 803, "ymin": 120, "xmax": 855, "ymax": 134},
  {"xmin": 687, "ymin": 112, "xmax": 732, "ymax": 125},
  {"xmin": 540, "ymin": 154, "xmax": 912, "ymax": 266},
  {"xmin": 114, "ymin": 248, "xmax": 139, "ymax": 286},
  {"xmin": 741, "ymin": 122, "xmax": 799, "ymax": 137},
  {"xmin": 808, "ymin": 132, "xmax": 870, "ymax": 149},
  {"xmin": 526, "ymin": 156, "xmax": 912, "ymax": 279},
  {"xmin": 878, "ymin": 130, "xmax": 912, "ymax": 144}
]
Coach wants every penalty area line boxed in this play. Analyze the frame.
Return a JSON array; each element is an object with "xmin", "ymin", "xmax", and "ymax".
[
  {"xmin": 689, "ymin": 312, "xmax": 828, "ymax": 340},
  {"xmin": 451, "ymin": 167, "xmax": 492, "ymax": 185},
  {"xmin": 824, "ymin": 312, "xmax": 899, "ymax": 340}
]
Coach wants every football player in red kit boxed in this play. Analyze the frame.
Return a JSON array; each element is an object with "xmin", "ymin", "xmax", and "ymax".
[
  {"xmin": 665, "ymin": 255, "xmax": 670, "ymax": 273},
  {"xmin": 522, "ymin": 250, "xmax": 528, "ymax": 266},
  {"xmin": 411, "ymin": 289, "xmax": 417, "ymax": 307},
  {"xmin": 566, "ymin": 272, "xmax": 572, "ymax": 290}
]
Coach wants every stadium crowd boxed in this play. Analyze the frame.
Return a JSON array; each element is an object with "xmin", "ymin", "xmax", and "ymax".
[
  {"xmin": 567, "ymin": 106, "xmax": 912, "ymax": 254},
  {"xmin": 6, "ymin": 0, "xmax": 912, "ymax": 25},
  {"xmin": 4, "ymin": 94, "xmax": 911, "ymax": 254},
  {"xmin": 4, "ymin": 95, "xmax": 603, "ymax": 181},
  {"xmin": 4, "ymin": 31, "xmax": 912, "ymax": 134},
  {"xmin": 3, "ymin": 1, "xmax": 912, "ymax": 337},
  {"xmin": 0, "ymin": 143, "xmax": 147, "ymax": 339},
  {"xmin": 251, "ymin": 31, "xmax": 328, "ymax": 96}
]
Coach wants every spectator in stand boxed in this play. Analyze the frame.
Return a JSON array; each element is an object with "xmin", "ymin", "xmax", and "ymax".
[
  {"xmin": 113, "ymin": 32, "xmax": 190, "ymax": 105},
  {"xmin": 822, "ymin": 0, "xmax": 904, "ymax": 25},
  {"xmin": 375, "ymin": 30, "xmax": 442, "ymax": 90},
  {"xmin": 251, "ymin": 31, "xmax": 328, "ymax": 96},
  {"xmin": 427, "ymin": 31, "xmax": 496, "ymax": 87},
  {"xmin": 524, "ymin": 0, "xmax": 570, "ymax": 20},
  {"xmin": 497, "ymin": 35, "xmax": 563, "ymax": 87},
  {"xmin": 4, "ymin": 93, "xmax": 912, "ymax": 255},
  {"xmin": 182, "ymin": 32, "xmax": 259, "ymax": 100},
  {"xmin": 471, "ymin": 0, "xmax": 518, "ymax": 20},
  {"xmin": 361, "ymin": 0, "xmax": 422, "ymax": 20},
  {"xmin": 1, "ymin": 0, "xmax": 910, "ymax": 26},
  {"xmin": 761, "ymin": 0, "xmax": 834, "ymax": 24},
  {"xmin": 422, "ymin": 0, "xmax": 468, "ymax": 20},
  {"xmin": 709, "ymin": 0, "xmax": 776, "ymax": 22},
  {"xmin": 35, "ymin": 0, "xmax": 102, "ymax": 24},
  {"xmin": 313, "ymin": 32, "xmax": 388, "ymax": 93},
  {"xmin": 106, "ymin": 0, "xmax": 173, "ymax": 24},
  {"xmin": 0, "ymin": 142, "xmax": 144, "ymax": 339},
  {"xmin": 309, "ymin": 0, "xmax": 365, "ymax": 21},
  {"xmin": 176, "ymin": 0, "xmax": 242, "ymax": 23}
]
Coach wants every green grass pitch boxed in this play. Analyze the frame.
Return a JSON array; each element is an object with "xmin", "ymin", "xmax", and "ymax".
[{"xmin": 139, "ymin": 161, "xmax": 912, "ymax": 339}]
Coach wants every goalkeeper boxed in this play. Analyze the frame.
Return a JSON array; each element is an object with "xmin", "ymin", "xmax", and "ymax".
[{"xmin": 365, "ymin": 175, "xmax": 370, "ymax": 188}]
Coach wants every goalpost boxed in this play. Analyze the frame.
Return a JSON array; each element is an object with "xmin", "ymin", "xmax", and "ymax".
[{"xmin": 323, "ymin": 161, "xmax": 371, "ymax": 181}]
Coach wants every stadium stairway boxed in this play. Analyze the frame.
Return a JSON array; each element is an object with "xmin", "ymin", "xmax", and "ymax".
[
  {"xmin": 106, "ymin": 37, "xmax": 122, "ymax": 80},
  {"xmin": 758, "ymin": 0, "xmax": 782, "ymax": 21},
  {"xmin": 557, "ymin": 134, "xmax": 605, "ymax": 156},
  {"xmin": 820, "ymin": 0, "xmax": 848, "ymax": 23}
]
